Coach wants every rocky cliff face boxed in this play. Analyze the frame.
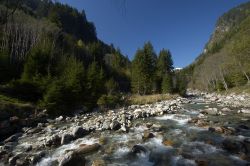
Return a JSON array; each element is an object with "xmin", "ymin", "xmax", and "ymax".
[{"xmin": 205, "ymin": 2, "xmax": 250, "ymax": 53}]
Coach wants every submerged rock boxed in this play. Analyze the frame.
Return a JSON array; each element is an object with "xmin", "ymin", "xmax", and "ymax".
[
  {"xmin": 143, "ymin": 131, "xmax": 155, "ymax": 140},
  {"xmin": 162, "ymin": 140, "xmax": 174, "ymax": 146},
  {"xmin": 92, "ymin": 159, "xmax": 106, "ymax": 166},
  {"xmin": 99, "ymin": 137, "xmax": 108, "ymax": 145},
  {"xmin": 131, "ymin": 145, "xmax": 148, "ymax": 155},
  {"xmin": 150, "ymin": 124, "xmax": 163, "ymax": 132}
]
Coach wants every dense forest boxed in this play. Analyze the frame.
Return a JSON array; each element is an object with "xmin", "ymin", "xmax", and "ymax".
[
  {"xmin": 183, "ymin": 1, "xmax": 250, "ymax": 91},
  {"xmin": 0, "ymin": 0, "xmax": 185, "ymax": 115}
]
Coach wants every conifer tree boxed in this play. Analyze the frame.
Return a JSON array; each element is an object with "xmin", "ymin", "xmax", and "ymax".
[
  {"xmin": 131, "ymin": 42, "xmax": 157, "ymax": 94},
  {"xmin": 156, "ymin": 49, "xmax": 174, "ymax": 93}
]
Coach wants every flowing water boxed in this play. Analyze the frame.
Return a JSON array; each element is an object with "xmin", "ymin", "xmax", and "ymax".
[{"xmin": 4, "ymin": 97, "xmax": 250, "ymax": 166}]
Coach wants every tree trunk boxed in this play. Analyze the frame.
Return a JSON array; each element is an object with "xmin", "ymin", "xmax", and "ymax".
[{"xmin": 220, "ymin": 69, "xmax": 228, "ymax": 91}]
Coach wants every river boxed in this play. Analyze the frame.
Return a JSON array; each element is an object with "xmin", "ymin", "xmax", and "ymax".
[{"xmin": 1, "ymin": 94, "xmax": 250, "ymax": 166}]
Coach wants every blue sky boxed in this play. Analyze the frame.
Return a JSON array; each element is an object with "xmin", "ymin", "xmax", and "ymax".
[{"xmin": 59, "ymin": 0, "xmax": 249, "ymax": 68}]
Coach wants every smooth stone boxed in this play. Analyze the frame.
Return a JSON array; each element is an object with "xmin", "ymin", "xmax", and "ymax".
[
  {"xmin": 55, "ymin": 116, "xmax": 64, "ymax": 122},
  {"xmin": 92, "ymin": 159, "xmax": 106, "ymax": 166},
  {"xmin": 75, "ymin": 143, "xmax": 101, "ymax": 155}
]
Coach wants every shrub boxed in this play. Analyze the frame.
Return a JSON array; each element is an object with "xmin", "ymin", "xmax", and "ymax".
[{"xmin": 97, "ymin": 94, "xmax": 121, "ymax": 110}]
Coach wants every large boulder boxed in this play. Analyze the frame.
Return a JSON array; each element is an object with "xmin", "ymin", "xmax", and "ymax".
[
  {"xmin": 72, "ymin": 127, "xmax": 88, "ymax": 139},
  {"xmin": 222, "ymin": 138, "xmax": 246, "ymax": 154},
  {"xmin": 75, "ymin": 143, "xmax": 101, "ymax": 155},
  {"xmin": 202, "ymin": 108, "xmax": 218, "ymax": 115},
  {"xmin": 110, "ymin": 121, "xmax": 121, "ymax": 130},
  {"xmin": 4, "ymin": 133, "xmax": 22, "ymax": 143},
  {"xmin": 59, "ymin": 151, "xmax": 85, "ymax": 166},
  {"xmin": 30, "ymin": 151, "xmax": 46, "ymax": 164},
  {"xmin": 61, "ymin": 134, "xmax": 74, "ymax": 145},
  {"xmin": 45, "ymin": 135, "xmax": 61, "ymax": 147}
]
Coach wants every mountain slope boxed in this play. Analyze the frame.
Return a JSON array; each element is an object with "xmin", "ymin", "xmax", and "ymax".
[
  {"xmin": 185, "ymin": 1, "xmax": 250, "ymax": 91},
  {"xmin": 0, "ymin": 0, "xmax": 131, "ymax": 114}
]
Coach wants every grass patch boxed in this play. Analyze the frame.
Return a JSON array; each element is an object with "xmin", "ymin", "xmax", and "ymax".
[
  {"xmin": 0, "ymin": 93, "xmax": 35, "ymax": 119},
  {"xmin": 0, "ymin": 94, "xmax": 24, "ymax": 104},
  {"xmin": 0, "ymin": 93, "xmax": 33, "ymax": 107},
  {"xmin": 128, "ymin": 94, "xmax": 178, "ymax": 105}
]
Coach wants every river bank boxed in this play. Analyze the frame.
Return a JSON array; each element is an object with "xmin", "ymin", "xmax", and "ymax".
[{"xmin": 0, "ymin": 91, "xmax": 250, "ymax": 166}]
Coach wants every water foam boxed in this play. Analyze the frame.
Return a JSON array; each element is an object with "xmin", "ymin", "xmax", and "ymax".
[{"xmin": 155, "ymin": 114, "xmax": 191, "ymax": 125}]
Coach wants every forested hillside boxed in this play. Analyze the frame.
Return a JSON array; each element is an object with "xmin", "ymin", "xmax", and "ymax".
[
  {"xmin": 0, "ymin": 0, "xmax": 182, "ymax": 115},
  {"xmin": 184, "ymin": 1, "xmax": 250, "ymax": 91}
]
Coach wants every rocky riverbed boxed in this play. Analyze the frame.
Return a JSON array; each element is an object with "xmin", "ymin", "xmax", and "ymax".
[{"xmin": 0, "ymin": 91, "xmax": 250, "ymax": 166}]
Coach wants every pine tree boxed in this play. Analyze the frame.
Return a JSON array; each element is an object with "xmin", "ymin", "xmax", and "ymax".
[
  {"xmin": 131, "ymin": 49, "xmax": 144, "ymax": 94},
  {"xmin": 43, "ymin": 56, "xmax": 85, "ymax": 114},
  {"xmin": 162, "ymin": 74, "xmax": 173, "ymax": 93},
  {"xmin": 131, "ymin": 42, "xmax": 157, "ymax": 95},
  {"xmin": 21, "ymin": 43, "xmax": 52, "ymax": 82},
  {"xmin": 156, "ymin": 49, "xmax": 174, "ymax": 93},
  {"xmin": 157, "ymin": 49, "xmax": 173, "ymax": 76},
  {"xmin": 86, "ymin": 61, "xmax": 106, "ymax": 107}
]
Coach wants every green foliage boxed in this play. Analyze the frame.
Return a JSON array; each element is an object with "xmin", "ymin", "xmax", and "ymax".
[
  {"xmin": 42, "ymin": 56, "xmax": 85, "ymax": 115},
  {"xmin": 175, "ymin": 72, "xmax": 187, "ymax": 96},
  {"xmin": 21, "ymin": 42, "xmax": 52, "ymax": 82},
  {"xmin": 97, "ymin": 94, "xmax": 121, "ymax": 110},
  {"xmin": 3, "ymin": 80, "xmax": 43, "ymax": 102},
  {"xmin": 162, "ymin": 74, "xmax": 173, "ymax": 94},
  {"xmin": 216, "ymin": 81, "xmax": 225, "ymax": 92},
  {"xmin": 156, "ymin": 49, "xmax": 174, "ymax": 93},
  {"xmin": 157, "ymin": 49, "xmax": 173, "ymax": 75},
  {"xmin": 105, "ymin": 78, "xmax": 119, "ymax": 95},
  {"xmin": 186, "ymin": 3, "xmax": 250, "ymax": 91},
  {"xmin": 48, "ymin": 2, "xmax": 97, "ymax": 42},
  {"xmin": 0, "ymin": 50, "xmax": 17, "ymax": 83},
  {"xmin": 0, "ymin": 0, "xmax": 190, "ymax": 116},
  {"xmin": 131, "ymin": 42, "xmax": 157, "ymax": 95},
  {"xmin": 85, "ymin": 61, "xmax": 105, "ymax": 108}
]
